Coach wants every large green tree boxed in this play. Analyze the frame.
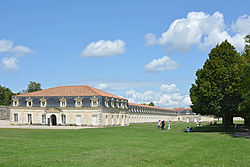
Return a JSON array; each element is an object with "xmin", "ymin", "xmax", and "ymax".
[
  {"xmin": 190, "ymin": 40, "xmax": 245, "ymax": 131},
  {"xmin": 238, "ymin": 35, "xmax": 250, "ymax": 127},
  {"xmin": 0, "ymin": 85, "xmax": 13, "ymax": 106}
]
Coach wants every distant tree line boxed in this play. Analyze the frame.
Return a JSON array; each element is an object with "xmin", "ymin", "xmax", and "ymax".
[
  {"xmin": 141, "ymin": 102, "xmax": 155, "ymax": 106},
  {"xmin": 0, "ymin": 81, "xmax": 42, "ymax": 106},
  {"xmin": 190, "ymin": 35, "xmax": 250, "ymax": 130}
]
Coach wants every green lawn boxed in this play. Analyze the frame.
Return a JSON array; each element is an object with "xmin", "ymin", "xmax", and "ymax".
[{"xmin": 0, "ymin": 122, "xmax": 249, "ymax": 167}]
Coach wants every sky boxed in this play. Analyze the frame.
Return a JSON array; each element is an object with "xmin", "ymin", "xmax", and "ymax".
[{"xmin": 1, "ymin": 0, "xmax": 250, "ymax": 108}]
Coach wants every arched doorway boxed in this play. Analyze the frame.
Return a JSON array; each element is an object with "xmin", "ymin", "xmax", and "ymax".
[{"xmin": 51, "ymin": 114, "xmax": 57, "ymax": 126}]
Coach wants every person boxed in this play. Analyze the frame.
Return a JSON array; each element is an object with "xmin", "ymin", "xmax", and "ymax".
[
  {"xmin": 196, "ymin": 121, "xmax": 200, "ymax": 127},
  {"xmin": 185, "ymin": 127, "xmax": 190, "ymax": 133},
  {"xmin": 161, "ymin": 120, "xmax": 165, "ymax": 130},
  {"xmin": 168, "ymin": 121, "xmax": 171, "ymax": 130},
  {"xmin": 157, "ymin": 120, "xmax": 161, "ymax": 129}
]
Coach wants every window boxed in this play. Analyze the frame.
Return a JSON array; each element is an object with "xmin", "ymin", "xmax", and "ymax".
[
  {"xmin": 62, "ymin": 115, "xmax": 66, "ymax": 125},
  {"xmin": 42, "ymin": 115, "xmax": 46, "ymax": 123},
  {"xmin": 14, "ymin": 114, "xmax": 18, "ymax": 122},
  {"xmin": 104, "ymin": 97, "xmax": 109, "ymax": 107},
  {"xmin": 75, "ymin": 101, "xmax": 81, "ymax": 107},
  {"xmin": 116, "ymin": 100, "xmax": 120, "ymax": 108},
  {"xmin": 12, "ymin": 97, "xmax": 19, "ymax": 106},
  {"xmin": 41, "ymin": 101, "xmax": 46, "ymax": 107},
  {"xmin": 13, "ymin": 101, "xmax": 18, "ymax": 106},
  {"xmin": 120, "ymin": 102, "xmax": 124, "ymax": 109},
  {"xmin": 28, "ymin": 114, "xmax": 32, "ymax": 123},
  {"xmin": 62, "ymin": 102, "xmax": 66, "ymax": 107},
  {"xmin": 75, "ymin": 97, "xmax": 82, "ymax": 107},
  {"xmin": 27, "ymin": 101, "xmax": 32, "ymax": 107},
  {"xmin": 91, "ymin": 97, "xmax": 98, "ymax": 107},
  {"xmin": 93, "ymin": 101, "xmax": 97, "ymax": 107},
  {"xmin": 59, "ymin": 98, "xmax": 67, "ymax": 107},
  {"xmin": 26, "ymin": 98, "xmax": 33, "ymax": 107}
]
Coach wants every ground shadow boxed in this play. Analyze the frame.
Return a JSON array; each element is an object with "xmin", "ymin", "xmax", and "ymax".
[{"xmin": 188, "ymin": 124, "xmax": 250, "ymax": 139}]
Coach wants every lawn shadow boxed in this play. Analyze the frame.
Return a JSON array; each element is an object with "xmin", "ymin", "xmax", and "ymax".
[{"xmin": 189, "ymin": 124, "xmax": 250, "ymax": 139}]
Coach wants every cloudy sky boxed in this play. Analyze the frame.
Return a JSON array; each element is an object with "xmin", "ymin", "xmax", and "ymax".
[{"xmin": 1, "ymin": 0, "xmax": 250, "ymax": 108}]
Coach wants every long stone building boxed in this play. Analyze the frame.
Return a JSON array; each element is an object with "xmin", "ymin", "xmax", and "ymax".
[{"xmin": 9, "ymin": 85, "xmax": 213, "ymax": 126}]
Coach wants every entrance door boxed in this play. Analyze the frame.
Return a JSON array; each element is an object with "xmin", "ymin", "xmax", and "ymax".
[
  {"xmin": 76, "ymin": 115, "xmax": 81, "ymax": 126},
  {"xmin": 186, "ymin": 117, "xmax": 190, "ymax": 122},
  {"xmin": 194, "ymin": 117, "xmax": 197, "ymax": 122},
  {"xmin": 92, "ymin": 115, "xmax": 97, "ymax": 126},
  {"xmin": 51, "ymin": 115, "xmax": 57, "ymax": 126}
]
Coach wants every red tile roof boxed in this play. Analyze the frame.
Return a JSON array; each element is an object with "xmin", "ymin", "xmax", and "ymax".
[
  {"xmin": 129, "ymin": 103, "xmax": 191, "ymax": 111},
  {"xmin": 129, "ymin": 103, "xmax": 172, "ymax": 111},
  {"xmin": 15, "ymin": 85, "xmax": 126, "ymax": 99}
]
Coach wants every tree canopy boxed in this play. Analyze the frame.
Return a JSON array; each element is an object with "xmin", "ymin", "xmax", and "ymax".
[
  {"xmin": 0, "ymin": 85, "xmax": 13, "ymax": 106},
  {"xmin": 238, "ymin": 35, "xmax": 250, "ymax": 127},
  {"xmin": 27, "ymin": 81, "xmax": 42, "ymax": 93},
  {"xmin": 190, "ymin": 40, "xmax": 245, "ymax": 130},
  {"xmin": 148, "ymin": 102, "xmax": 155, "ymax": 106}
]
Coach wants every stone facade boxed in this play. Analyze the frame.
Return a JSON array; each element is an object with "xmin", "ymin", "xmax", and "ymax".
[
  {"xmin": 0, "ymin": 105, "xmax": 9, "ymax": 120},
  {"xmin": 9, "ymin": 85, "xmax": 213, "ymax": 127}
]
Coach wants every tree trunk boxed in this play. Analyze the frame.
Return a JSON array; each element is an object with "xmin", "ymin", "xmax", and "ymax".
[
  {"xmin": 244, "ymin": 116, "xmax": 250, "ymax": 128},
  {"xmin": 230, "ymin": 116, "xmax": 234, "ymax": 125},
  {"xmin": 223, "ymin": 113, "xmax": 231, "ymax": 131}
]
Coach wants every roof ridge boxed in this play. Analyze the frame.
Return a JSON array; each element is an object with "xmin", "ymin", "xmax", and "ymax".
[{"xmin": 86, "ymin": 85, "xmax": 101, "ymax": 96}]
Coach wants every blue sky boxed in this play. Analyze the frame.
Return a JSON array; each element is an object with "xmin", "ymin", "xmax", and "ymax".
[{"xmin": 1, "ymin": 0, "xmax": 250, "ymax": 108}]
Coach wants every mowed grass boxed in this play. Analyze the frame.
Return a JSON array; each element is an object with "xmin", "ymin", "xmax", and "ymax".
[{"xmin": 0, "ymin": 122, "xmax": 249, "ymax": 167}]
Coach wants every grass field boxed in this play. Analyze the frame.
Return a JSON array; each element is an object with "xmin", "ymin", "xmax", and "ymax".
[{"xmin": 0, "ymin": 122, "xmax": 249, "ymax": 167}]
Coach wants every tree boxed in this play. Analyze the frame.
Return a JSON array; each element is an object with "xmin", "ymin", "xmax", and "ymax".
[
  {"xmin": 0, "ymin": 85, "xmax": 13, "ymax": 106},
  {"xmin": 238, "ymin": 35, "xmax": 250, "ymax": 127},
  {"xmin": 149, "ymin": 102, "xmax": 155, "ymax": 106},
  {"xmin": 27, "ymin": 81, "xmax": 42, "ymax": 93},
  {"xmin": 190, "ymin": 40, "xmax": 245, "ymax": 131}
]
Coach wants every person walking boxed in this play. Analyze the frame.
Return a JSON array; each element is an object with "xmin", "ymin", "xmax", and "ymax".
[
  {"xmin": 161, "ymin": 120, "xmax": 165, "ymax": 130},
  {"xmin": 157, "ymin": 120, "xmax": 161, "ymax": 129},
  {"xmin": 168, "ymin": 121, "xmax": 171, "ymax": 130}
]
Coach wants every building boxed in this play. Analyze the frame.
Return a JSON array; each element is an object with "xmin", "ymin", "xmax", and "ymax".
[{"xmin": 9, "ymin": 85, "xmax": 213, "ymax": 127}]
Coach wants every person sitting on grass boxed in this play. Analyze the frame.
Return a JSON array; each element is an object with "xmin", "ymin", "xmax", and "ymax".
[{"xmin": 185, "ymin": 127, "xmax": 190, "ymax": 133}]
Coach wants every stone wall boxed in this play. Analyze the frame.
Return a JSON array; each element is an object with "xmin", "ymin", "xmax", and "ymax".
[{"xmin": 0, "ymin": 105, "xmax": 10, "ymax": 120}]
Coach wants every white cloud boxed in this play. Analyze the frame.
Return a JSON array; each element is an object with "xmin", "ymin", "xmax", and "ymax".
[
  {"xmin": 160, "ymin": 84, "xmax": 179, "ymax": 94},
  {"xmin": 231, "ymin": 15, "xmax": 250, "ymax": 34},
  {"xmin": 125, "ymin": 84, "xmax": 192, "ymax": 108},
  {"xmin": 146, "ymin": 12, "xmax": 250, "ymax": 51},
  {"xmin": 96, "ymin": 83, "xmax": 109, "ymax": 90},
  {"xmin": 80, "ymin": 39, "xmax": 126, "ymax": 57},
  {"xmin": 0, "ymin": 39, "xmax": 33, "ymax": 72},
  {"xmin": 145, "ymin": 56, "xmax": 178, "ymax": 72},
  {"xmin": 1, "ymin": 57, "xmax": 19, "ymax": 72},
  {"xmin": 145, "ymin": 33, "xmax": 158, "ymax": 46},
  {"xmin": 0, "ymin": 40, "xmax": 13, "ymax": 53}
]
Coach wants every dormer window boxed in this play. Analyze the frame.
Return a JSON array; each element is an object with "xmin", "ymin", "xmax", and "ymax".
[
  {"xmin": 104, "ymin": 97, "xmax": 109, "ymax": 107},
  {"xmin": 116, "ymin": 99, "xmax": 120, "ymax": 108},
  {"xmin": 40, "ymin": 98, "xmax": 47, "ymax": 107},
  {"xmin": 91, "ymin": 96, "xmax": 99, "ymax": 107},
  {"xmin": 26, "ymin": 98, "xmax": 33, "ymax": 107},
  {"xmin": 111, "ymin": 98, "xmax": 115, "ymax": 108},
  {"xmin": 120, "ymin": 100, "xmax": 124, "ymax": 109},
  {"xmin": 124, "ymin": 101, "xmax": 128, "ymax": 109},
  {"xmin": 59, "ymin": 98, "xmax": 67, "ymax": 107},
  {"xmin": 12, "ymin": 98, "xmax": 19, "ymax": 106},
  {"xmin": 74, "ymin": 97, "xmax": 82, "ymax": 107}
]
